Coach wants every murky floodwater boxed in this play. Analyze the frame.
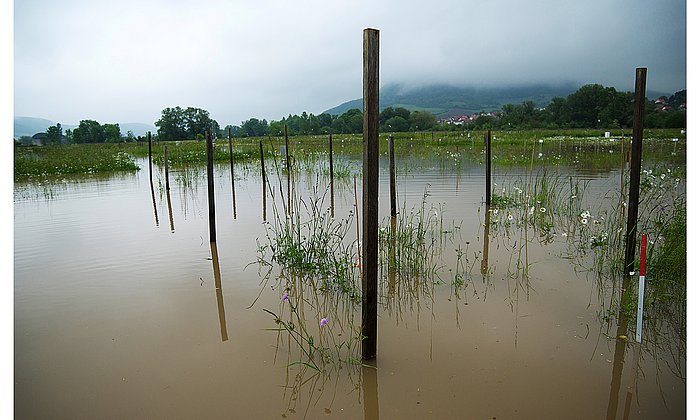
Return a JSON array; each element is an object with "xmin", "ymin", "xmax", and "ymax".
[{"xmin": 15, "ymin": 145, "xmax": 685, "ymax": 419}]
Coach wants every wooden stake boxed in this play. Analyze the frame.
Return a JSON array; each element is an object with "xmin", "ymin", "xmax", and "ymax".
[
  {"xmin": 228, "ymin": 127, "xmax": 237, "ymax": 219},
  {"xmin": 164, "ymin": 145, "xmax": 170, "ymax": 191},
  {"xmin": 206, "ymin": 130, "xmax": 216, "ymax": 242},
  {"xmin": 285, "ymin": 125, "xmax": 291, "ymax": 216},
  {"xmin": 329, "ymin": 132, "xmax": 335, "ymax": 217},
  {"xmin": 260, "ymin": 139, "xmax": 267, "ymax": 222},
  {"xmin": 485, "ymin": 129, "xmax": 491, "ymax": 206},
  {"xmin": 624, "ymin": 68, "xmax": 647, "ymax": 281},
  {"xmin": 148, "ymin": 131, "xmax": 153, "ymax": 182},
  {"xmin": 361, "ymin": 27, "xmax": 379, "ymax": 360}
]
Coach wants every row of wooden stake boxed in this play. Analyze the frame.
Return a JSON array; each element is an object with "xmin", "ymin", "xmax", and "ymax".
[{"xmin": 145, "ymin": 27, "xmax": 648, "ymax": 360}]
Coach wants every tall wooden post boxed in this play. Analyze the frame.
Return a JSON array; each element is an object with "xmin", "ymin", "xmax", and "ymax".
[
  {"xmin": 228, "ymin": 127, "xmax": 237, "ymax": 219},
  {"xmin": 148, "ymin": 131, "xmax": 153, "ymax": 182},
  {"xmin": 362, "ymin": 27, "xmax": 379, "ymax": 360},
  {"xmin": 259, "ymin": 139, "xmax": 267, "ymax": 222},
  {"xmin": 388, "ymin": 135, "xmax": 397, "ymax": 218},
  {"xmin": 485, "ymin": 129, "xmax": 491, "ymax": 206},
  {"xmin": 285, "ymin": 125, "xmax": 291, "ymax": 215},
  {"xmin": 147, "ymin": 131, "xmax": 158, "ymax": 227},
  {"xmin": 164, "ymin": 145, "xmax": 170, "ymax": 191},
  {"xmin": 623, "ymin": 68, "xmax": 647, "ymax": 282},
  {"xmin": 329, "ymin": 132, "xmax": 335, "ymax": 217},
  {"xmin": 206, "ymin": 130, "xmax": 216, "ymax": 242}
]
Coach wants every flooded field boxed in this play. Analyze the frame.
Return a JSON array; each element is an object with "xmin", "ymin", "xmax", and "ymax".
[{"xmin": 15, "ymin": 133, "xmax": 686, "ymax": 419}]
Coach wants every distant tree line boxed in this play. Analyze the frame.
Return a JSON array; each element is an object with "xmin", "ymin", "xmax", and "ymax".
[
  {"xmin": 226, "ymin": 108, "xmax": 438, "ymax": 138},
  {"xmin": 16, "ymin": 120, "xmax": 139, "ymax": 146},
  {"xmin": 437, "ymin": 85, "xmax": 686, "ymax": 131},
  {"xmin": 16, "ymin": 84, "xmax": 685, "ymax": 146}
]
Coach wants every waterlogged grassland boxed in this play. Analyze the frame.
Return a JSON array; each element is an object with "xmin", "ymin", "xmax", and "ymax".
[
  {"xmin": 14, "ymin": 143, "xmax": 140, "ymax": 180},
  {"xmin": 14, "ymin": 128, "xmax": 685, "ymax": 180}
]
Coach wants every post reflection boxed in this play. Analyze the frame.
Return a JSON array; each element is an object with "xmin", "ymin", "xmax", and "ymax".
[
  {"xmin": 387, "ymin": 216, "xmax": 397, "ymax": 297},
  {"xmin": 606, "ymin": 275, "xmax": 633, "ymax": 420},
  {"xmin": 149, "ymin": 176, "xmax": 159, "ymax": 227},
  {"xmin": 480, "ymin": 206, "xmax": 491, "ymax": 275},
  {"xmin": 210, "ymin": 241, "xmax": 229, "ymax": 342},
  {"xmin": 362, "ymin": 361, "xmax": 379, "ymax": 420},
  {"xmin": 166, "ymin": 188, "xmax": 175, "ymax": 233}
]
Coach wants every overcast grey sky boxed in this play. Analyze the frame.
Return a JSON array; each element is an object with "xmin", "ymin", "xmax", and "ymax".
[{"xmin": 13, "ymin": 0, "xmax": 686, "ymax": 127}]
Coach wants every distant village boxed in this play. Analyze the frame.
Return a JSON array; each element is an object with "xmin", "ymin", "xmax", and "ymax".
[{"xmin": 438, "ymin": 111, "xmax": 502, "ymax": 125}]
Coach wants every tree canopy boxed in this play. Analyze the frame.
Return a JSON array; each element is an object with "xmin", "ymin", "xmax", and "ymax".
[{"xmin": 155, "ymin": 106, "xmax": 220, "ymax": 140}]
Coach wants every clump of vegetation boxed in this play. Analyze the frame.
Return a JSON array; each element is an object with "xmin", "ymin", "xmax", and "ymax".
[{"xmin": 14, "ymin": 144, "xmax": 139, "ymax": 179}]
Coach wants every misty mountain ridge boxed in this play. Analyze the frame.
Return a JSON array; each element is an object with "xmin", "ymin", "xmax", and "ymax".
[
  {"xmin": 14, "ymin": 117, "xmax": 155, "ymax": 138},
  {"xmin": 324, "ymin": 82, "xmax": 670, "ymax": 118}
]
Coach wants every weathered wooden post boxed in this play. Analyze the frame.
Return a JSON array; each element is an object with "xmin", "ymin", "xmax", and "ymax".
[
  {"xmin": 228, "ymin": 127, "xmax": 237, "ymax": 219},
  {"xmin": 148, "ymin": 131, "xmax": 153, "ymax": 181},
  {"xmin": 485, "ymin": 129, "xmax": 491, "ymax": 206},
  {"xmin": 623, "ymin": 67, "xmax": 646, "ymax": 282},
  {"xmin": 259, "ymin": 139, "xmax": 267, "ymax": 222},
  {"xmin": 285, "ymin": 125, "xmax": 291, "ymax": 216},
  {"xmin": 147, "ymin": 131, "xmax": 159, "ymax": 227},
  {"xmin": 164, "ymin": 145, "xmax": 170, "ymax": 191},
  {"xmin": 206, "ymin": 130, "xmax": 216, "ymax": 242},
  {"xmin": 164, "ymin": 143, "xmax": 173, "ymax": 232},
  {"xmin": 388, "ymin": 135, "xmax": 397, "ymax": 218},
  {"xmin": 329, "ymin": 131, "xmax": 335, "ymax": 217},
  {"xmin": 362, "ymin": 27, "xmax": 379, "ymax": 360}
]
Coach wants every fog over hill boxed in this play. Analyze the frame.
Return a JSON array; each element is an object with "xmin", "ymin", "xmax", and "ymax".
[{"xmin": 323, "ymin": 83, "xmax": 670, "ymax": 118}]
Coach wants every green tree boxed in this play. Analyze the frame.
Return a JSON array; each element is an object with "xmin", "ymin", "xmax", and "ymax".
[
  {"xmin": 240, "ymin": 118, "xmax": 268, "ymax": 137},
  {"xmin": 73, "ymin": 120, "xmax": 105, "ymax": 143},
  {"xmin": 103, "ymin": 123, "xmax": 121, "ymax": 142},
  {"xmin": 155, "ymin": 107, "xmax": 188, "ymax": 140},
  {"xmin": 337, "ymin": 109, "xmax": 363, "ymax": 133},
  {"xmin": 155, "ymin": 106, "xmax": 219, "ymax": 140},
  {"xmin": 409, "ymin": 111, "xmax": 437, "ymax": 131},
  {"xmin": 45, "ymin": 123, "xmax": 63, "ymax": 145}
]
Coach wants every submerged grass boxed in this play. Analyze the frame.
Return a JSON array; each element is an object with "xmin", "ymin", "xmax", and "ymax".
[{"xmin": 14, "ymin": 143, "xmax": 139, "ymax": 179}]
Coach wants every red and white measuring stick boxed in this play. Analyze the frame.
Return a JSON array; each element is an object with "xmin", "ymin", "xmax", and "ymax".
[{"xmin": 635, "ymin": 234, "xmax": 648, "ymax": 343}]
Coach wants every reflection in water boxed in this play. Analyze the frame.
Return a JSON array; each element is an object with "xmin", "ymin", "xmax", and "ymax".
[
  {"xmin": 166, "ymin": 188, "xmax": 175, "ymax": 232},
  {"xmin": 387, "ymin": 217, "xmax": 397, "ymax": 297},
  {"xmin": 480, "ymin": 206, "xmax": 490, "ymax": 275},
  {"xmin": 149, "ymin": 176, "xmax": 159, "ymax": 227},
  {"xmin": 362, "ymin": 361, "xmax": 379, "ymax": 420},
  {"xmin": 210, "ymin": 241, "xmax": 229, "ymax": 342},
  {"xmin": 606, "ymin": 274, "xmax": 638, "ymax": 420}
]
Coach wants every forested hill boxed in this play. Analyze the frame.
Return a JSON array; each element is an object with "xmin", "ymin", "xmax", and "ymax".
[{"xmin": 324, "ymin": 83, "xmax": 668, "ymax": 118}]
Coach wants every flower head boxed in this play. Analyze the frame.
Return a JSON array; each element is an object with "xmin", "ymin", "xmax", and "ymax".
[
  {"xmin": 320, "ymin": 318, "xmax": 329, "ymax": 327},
  {"xmin": 281, "ymin": 292, "xmax": 289, "ymax": 302}
]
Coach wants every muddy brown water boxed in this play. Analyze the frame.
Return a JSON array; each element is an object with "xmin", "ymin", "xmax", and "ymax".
[{"xmin": 15, "ymin": 153, "xmax": 685, "ymax": 419}]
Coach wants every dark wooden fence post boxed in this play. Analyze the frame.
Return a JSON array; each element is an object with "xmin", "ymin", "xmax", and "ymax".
[
  {"xmin": 148, "ymin": 131, "xmax": 153, "ymax": 182},
  {"xmin": 623, "ymin": 67, "xmax": 647, "ymax": 283},
  {"xmin": 285, "ymin": 125, "xmax": 291, "ymax": 215},
  {"xmin": 389, "ymin": 135, "xmax": 397, "ymax": 218},
  {"xmin": 147, "ymin": 131, "xmax": 159, "ymax": 227},
  {"xmin": 228, "ymin": 127, "xmax": 237, "ymax": 219},
  {"xmin": 329, "ymin": 132, "xmax": 334, "ymax": 217},
  {"xmin": 259, "ymin": 139, "xmax": 267, "ymax": 222},
  {"xmin": 164, "ymin": 145, "xmax": 170, "ymax": 191},
  {"xmin": 362, "ymin": 27, "xmax": 379, "ymax": 360},
  {"xmin": 485, "ymin": 129, "xmax": 491, "ymax": 206},
  {"xmin": 206, "ymin": 130, "xmax": 216, "ymax": 242}
]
